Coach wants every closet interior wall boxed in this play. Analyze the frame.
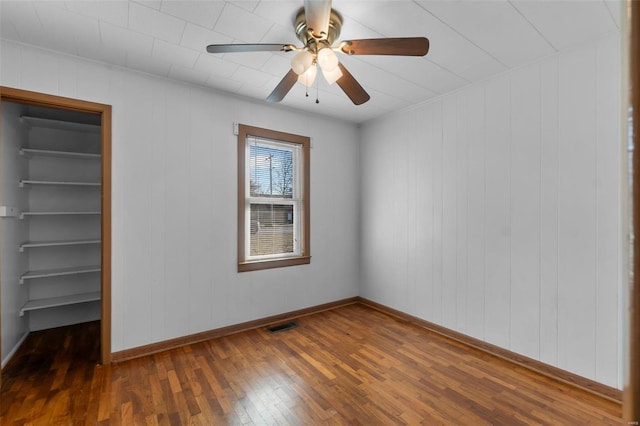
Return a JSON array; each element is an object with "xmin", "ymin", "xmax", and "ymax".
[{"xmin": 1, "ymin": 101, "xmax": 102, "ymax": 364}]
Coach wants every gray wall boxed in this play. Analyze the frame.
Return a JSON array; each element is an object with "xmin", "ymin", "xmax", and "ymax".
[
  {"xmin": 359, "ymin": 34, "xmax": 622, "ymax": 388},
  {"xmin": 1, "ymin": 102, "xmax": 29, "ymax": 365},
  {"xmin": 1, "ymin": 40, "xmax": 361, "ymax": 352},
  {"xmin": 1, "ymin": 32, "xmax": 624, "ymax": 390}
]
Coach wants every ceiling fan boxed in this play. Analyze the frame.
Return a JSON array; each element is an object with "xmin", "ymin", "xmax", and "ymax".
[{"xmin": 206, "ymin": 0, "xmax": 429, "ymax": 105}]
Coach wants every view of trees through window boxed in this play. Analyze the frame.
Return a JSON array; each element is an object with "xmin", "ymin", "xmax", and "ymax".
[
  {"xmin": 250, "ymin": 142, "xmax": 293, "ymax": 198},
  {"xmin": 249, "ymin": 139, "xmax": 295, "ymax": 256}
]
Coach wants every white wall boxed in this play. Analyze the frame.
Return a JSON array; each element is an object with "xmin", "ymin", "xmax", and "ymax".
[
  {"xmin": 1, "ymin": 33, "xmax": 624, "ymax": 389},
  {"xmin": 1, "ymin": 40, "xmax": 360, "ymax": 352},
  {"xmin": 360, "ymin": 34, "xmax": 622, "ymax": 388},
  {"xmin": 0, "ymin": 101, "xmax": 29, "ymax": 365}
]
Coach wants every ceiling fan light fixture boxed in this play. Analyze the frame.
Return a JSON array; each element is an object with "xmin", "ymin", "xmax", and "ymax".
[
  {"xmin": 207, "ymin": 2, "xmax": 429, "ymax": 105},
  {"xmin": 297, "ymin": 64, "xmax": 317, "ymax": 87},
  {"xmin": 322, "ymin": 65, "xmax": 343, "ymax": 85},
  {"xmin": 291, "ymin": 50, "xmax": 314, "ymax": 75},
  {"xmin": 317, "ymin": 47, "xmax": 339, "ymax": 72}
]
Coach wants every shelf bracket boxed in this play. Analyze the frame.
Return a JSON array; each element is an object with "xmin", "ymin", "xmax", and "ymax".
[{"xmin": 19, "ymin": 308, "xmax": 25, "ymax": 317}]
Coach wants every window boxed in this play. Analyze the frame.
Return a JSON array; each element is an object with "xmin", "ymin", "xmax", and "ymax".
[{"xmin": 237, "ymin": 124, "xmax": 310, "ymax": 272}]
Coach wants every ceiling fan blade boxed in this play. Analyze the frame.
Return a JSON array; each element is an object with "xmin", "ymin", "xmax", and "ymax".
[
  {"xmin": 206, "ymin": 44, "xmax": 295, "ymax": 54},
  {"xmin": 266, "ymin": 69, "xmax": 298, "ymax": 103},
  {"xmin": 340, "ymin": 37, "xmax": 429, "ymax": 56},
  {"xmin": 335, "ymin": 63, "xmax": 370, "ymax": 105},
  {"xmin": 304, "ymin": 0, "xmax": 332, "ymax": 39}
]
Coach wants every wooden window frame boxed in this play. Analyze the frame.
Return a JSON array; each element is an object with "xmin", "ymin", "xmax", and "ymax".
[{"xmin": 237, "ymin": 124, "xmax": 310, "ymax": 272}]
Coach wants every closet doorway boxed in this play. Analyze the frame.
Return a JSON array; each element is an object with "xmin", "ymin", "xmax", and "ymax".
[{"xmin": 0, "ymin": 87, "xmax": 111, "ymax": 367}]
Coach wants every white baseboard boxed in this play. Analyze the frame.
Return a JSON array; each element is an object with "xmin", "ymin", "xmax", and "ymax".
[{"xmin": 2, "ymin": 331, "xmax": 29, "ymax": 368}]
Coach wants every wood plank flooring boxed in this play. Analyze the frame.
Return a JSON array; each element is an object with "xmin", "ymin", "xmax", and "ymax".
[{"xmin": 1, "ymin": 304, "xmax": 622, "ymax": 425}]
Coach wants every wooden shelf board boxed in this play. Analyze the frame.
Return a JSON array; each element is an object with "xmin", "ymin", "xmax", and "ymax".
[
  {"xmin": 20, "ymin": 180, "xmax": 101, "ymax": 187},
  {"xmin": 20, "ymin": 239, "xmax": 101, "ymax": 251},
  {"xmin": 20, "ymin": 265, "xmax": 101, "ymax": 283},
  {"xmin": 20, "ymin": 148, "xmax": 101, "ymax": 160},
  {"xmin": 20, "ymin": 116, "xmax": 101, "ymax": 133},
  {"xmin": 19, "ymin": 291, "xmax": 101, "ymax": 316}
]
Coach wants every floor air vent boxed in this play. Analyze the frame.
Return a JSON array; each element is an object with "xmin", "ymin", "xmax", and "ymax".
[{"xmin": 267, "ymin": 322, "xmax": 298, "ymax": 333}]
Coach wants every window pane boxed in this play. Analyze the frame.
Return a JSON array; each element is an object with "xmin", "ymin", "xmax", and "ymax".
[
  {"xmin": 249, "ymin": 141, "xmax": 294, "ymax": 198},
  {"xmin": 238, "ymin": 124, "xmax": 309, "ymax": 272},
  {"xmin": 250, "ymin": 203, "xmax": 294, "ymax": 256}
]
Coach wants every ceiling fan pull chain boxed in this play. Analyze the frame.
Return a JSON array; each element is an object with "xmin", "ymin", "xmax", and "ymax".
[{"xmin": 315, "ymin": 81, "xmax": 319, "ymax": 104}]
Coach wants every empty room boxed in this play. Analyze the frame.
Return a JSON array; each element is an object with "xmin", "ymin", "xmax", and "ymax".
[{"xmin": 1, "ymin": 0, "xmax": 638, "ymax": 424}]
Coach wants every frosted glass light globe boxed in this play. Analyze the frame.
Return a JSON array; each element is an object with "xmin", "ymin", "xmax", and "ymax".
[
  {"xmin": 322, "ymin": 66, "xmax": 343, "ymax": 85},
  {"xmin": 317, "ymin": 48, "xmax": 339, "ymax": 72},
  {"xmin": 297, "ymin": 65, "xmax": 317, "ymax": 87},
  {"xmin": 291, "ymin": 50, "xmax": 314, "ymax": 75}
]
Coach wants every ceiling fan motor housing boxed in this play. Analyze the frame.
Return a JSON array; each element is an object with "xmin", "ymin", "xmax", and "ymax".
[{"xmin": 294, "ymin": 7, "xmax": 343, "ymax": 52}]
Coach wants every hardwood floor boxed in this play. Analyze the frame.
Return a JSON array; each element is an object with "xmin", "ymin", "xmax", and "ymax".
[{"xmin": 1, "ymin": 304, "xmax": 622, "ymax": 425}]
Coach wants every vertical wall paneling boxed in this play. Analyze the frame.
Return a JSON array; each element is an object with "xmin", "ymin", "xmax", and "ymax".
[
  {"xmin": 164, "ymin": 84, "xmax": 194, "ymax": 341},
  {"xmin": 393, "ymin": 115, "xmax": 410, "ymax": 313},
  {"xmin": 360, "ymin": 33, "xmax": 621, "ymax": 388},
  {"xmin": 465, "ymin": 85, "xmax": 486, "ymax": 340},
  {"xmin": 208, "ymin": 101, "xmax": 235, "ymax": 328},
  {"xmin": 121, "ymin": 74, "xmax": 154, "ymax": 348},
  {"xmin": 149, "ymin": 78, "xmax": 167, "ymax": 343},
  {"xmin": 366, "ymin": 121, "xmax": 384, "ymax": 305},
  {"xmin": 414, "ymin": 105, "xmax": 433, "ymax": 319},
  {"xmin": 557, "ymin": 46, "xmax": 598, "ymax": 379},
  {"xmin": 76, "ymin": 62, "xmax": 110, "ymax": 104},
  {"xmin": 0, "ymin": 43, "xmax": 21, "ymax": 89},
  {"xmin": 455, "ymin": 91, "xmax": 468, "ymax": 334},
  {"xmin": 483, "ymin": 76, "xmax": 511, "ymax": 349},
  {"xmin": 0, "ymin": 40, "xmax": 360, "ymax": 354},
  {"xmin": 431, "ymin": 100, "xmax": 444, "ymax": 324},
  {"xmin": 109, "ymin": 70, "xmax": 125, "ymax": 352},
  {"xmin": 441, "ymin": 95, "xmax": 458, "ymax": 330},
  {"xmin": 379, "ymin": 118, "xmax": 399, "ymax": 307},
  {"xmin": 407, "ymin": 109, "xmax": 419, "ymax": 317},
  {"xmin": 19, "ymin": 49, "xmax": 58, "ymax": 95},
  {"xmin": 509, "ymin": 64, "xmax": 542, "ymax": 359},
  {"xmin": 594, "ymin": 35, "xmax": 620, "ymax": 386},
  {"xmin": 57, "ymin": 60, "xmax": 78, "ymax": 99},
  {"xmin": 539, "ymin": 57, "xmax": 560, "ymax": 366},
  {"xmin": 187, "ymin": 88, "xmax": 215, "ymax": 333},
  {"xmin": 0, "ymin": 32, "xmax": 622, "ymax": 389}
]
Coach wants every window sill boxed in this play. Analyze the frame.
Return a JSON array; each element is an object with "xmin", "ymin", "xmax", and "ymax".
[{"xmin": 238, "ymin": 256, "xmax": 311, "ymax": 272}]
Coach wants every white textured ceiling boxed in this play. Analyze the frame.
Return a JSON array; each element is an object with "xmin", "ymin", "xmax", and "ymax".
[{"xmin": 0, "ymin": 0, "xmax": 621, "ymax": 123}]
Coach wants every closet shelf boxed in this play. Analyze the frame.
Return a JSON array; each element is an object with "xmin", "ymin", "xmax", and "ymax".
[
  {"xmin": 20, "ymin": 180, "xmax": 101, "ymax": 188},
  {"xmin": 19, "ymin": 239, "xmax": 101, "ymax": 252},
  {"xmin": 20, "ymin": 211, "xmax": 101, "ymax": 219},
  {"xmin": 20, "ymin": 265, "xmax": 101, "ymax": 284},
  {"xmin": 19, "ymin": 291, "xmax": 101, "ymax": 316},
  {"xmin": 20, "ymin": 148, "xmax": 101, "ymax": 160},
  {"xmin": 20, "ymin": 116, "xmax": 101, "ymax": 133}
]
